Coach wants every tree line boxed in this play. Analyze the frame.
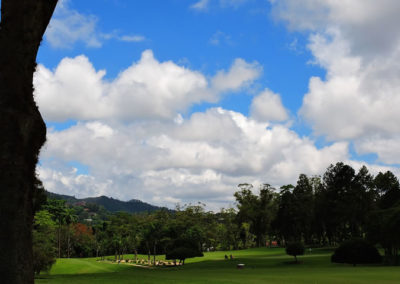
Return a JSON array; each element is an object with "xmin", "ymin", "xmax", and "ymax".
[{"xmin": 33, "ymin": 162, "xmax": 400, "ymax": 274}]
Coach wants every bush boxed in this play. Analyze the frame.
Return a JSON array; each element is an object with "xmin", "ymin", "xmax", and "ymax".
[
  {"xmin": 165, "ymin": 247, "xmax": 203, "ymax": 265},
  {"xmin": 331, "ymin": 239, "xmax": 382, "ymax": 266},
  {"xmin": 286, "ymin": 242, "xmax": 305, "ymax": 263}
]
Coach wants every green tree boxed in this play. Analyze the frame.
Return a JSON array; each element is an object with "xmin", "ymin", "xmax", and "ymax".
[
  {"xmin": 367, "ymin": 205, "xmax": 400, "ymax": 264},
  {"xmin": 285, "ymin": 242, "xmax": 305, "ymax": 263},
  {"xmin": 142, "ymin": 211, "xmax": 170, "ymax": 265},
  {"xmin": 165, "ymin": 205, "xmax": 206, "ymax": 263},
  {"xmin": 235, "ymin": 183, "xmax": 276, "ymax": 247},
  {"xmin": 64, "ymin": 207, "xmax": 78, "ymax": 258},
  {"xmin": 32, "ymin": 210, "xmax": 57, "ymax": 276},
  {"xmin": 374, "ymin": 171, "xmax": 400, "ymax": 209},
  {"xmin": 127, "ymin": 216, "xmax": 143, "ymax": 263},
  {"xmin": 215, "ymin": 208, "xmax": 241, "ymax": 250},
  {"xmin": 331, "ymin": 239, "xmax": 382, "ymax": 266},
  {"xmin": 165, "ymin": 247, "xmax": 203, "ymax": 265},
  {"xmin": 320, "ymin": 163, "xmax": 357, "ymax": 243},
  {"xmin": 292, "ymin": 174, "xmax": 314, "ymax": 243},
  {"xmin": 274, "ymin": 185, "xmax": 296, "ymax": 243},
  {"xmin": 44, "ymin": 199, "xmax": 68, "ymax": 258}
]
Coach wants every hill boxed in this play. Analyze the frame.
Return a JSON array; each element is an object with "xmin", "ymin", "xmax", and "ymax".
[{"xmin": 46, "ymin": 191, "xmax": 165, "ymax": 213}]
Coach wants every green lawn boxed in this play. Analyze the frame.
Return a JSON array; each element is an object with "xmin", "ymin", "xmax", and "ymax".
[{"xmin": 35, "ymin": 248, "xmax": 400, "ymax": 284}]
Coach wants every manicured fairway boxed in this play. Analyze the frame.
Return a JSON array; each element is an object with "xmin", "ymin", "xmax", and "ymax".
[{"xmin": 36, "ymin": 248, "xmax": 400, "ymax": 284}]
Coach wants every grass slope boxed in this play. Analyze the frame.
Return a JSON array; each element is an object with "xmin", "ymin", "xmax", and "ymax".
[{"xmin": 36, "ymin": 248, "xmax": 400, "ymax": 284}]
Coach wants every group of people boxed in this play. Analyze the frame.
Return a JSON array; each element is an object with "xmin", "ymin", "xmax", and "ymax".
[{"xmin": 224, "ymin": 254, "xmax": 234, "ymax": 260}]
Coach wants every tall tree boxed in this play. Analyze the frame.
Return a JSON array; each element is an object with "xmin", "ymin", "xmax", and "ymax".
[
  {"xmin": 32, "ymin": 210, "xmax": 57, "ymax": 276},
  {"xmin": 292, "ymin": 174, "xmax": 314, "ymax": 243},
  {"xmin": 64, "ymin": 207, "xmax": 77, "ymax": 258},
  {"xmin": 274, "ymin": 184, "xmax": 296, "ymax": 243},
  {"xmin": 374, "ymin": 171, "xmax": 400, "ymax": 209},
  {"xmin": 234, "ymin": 183, "xmax": 276, "ymax": 247},
  {"xmin": 320, "ymin": 162, "xmax": 356, "ymax": 243},
  {"xmin": 0, "ymin": 1, "xmax": 58, "ymax": 283}
]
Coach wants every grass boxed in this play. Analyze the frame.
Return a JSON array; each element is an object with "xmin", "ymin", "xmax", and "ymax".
[{"xmin": 35, "ymin": 248, "xmax": 400, "ymax": 283}]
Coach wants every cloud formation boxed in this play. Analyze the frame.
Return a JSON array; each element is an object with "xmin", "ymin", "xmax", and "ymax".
[
  {"xmin": 39, "ymin": 108, "xmax": 349, "ymax": 209},
  {"xmin": 45, "ymin": 0, "xmax": 146, "ymax": 48},
  {"xmin": 271, "ymin": 0, "xmax": 400, "ymax": 164},
  {"xmin": 191, "ymin": 0, "xmax": 250, "ymax": 11},
  {"xmin": 45, "ymin": 0, "xmax": 103, "ymax": 48},
  {"xmin": 34, "ymin": 50, "xmax": 260, "ymax": 122},
  {"xmin": 250, "ymin": 89, "xmax": 289, "ymax": 122}
]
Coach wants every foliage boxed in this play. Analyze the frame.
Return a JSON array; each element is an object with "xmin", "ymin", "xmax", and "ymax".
[
  {"xmin": 367, "ymin": 205, "xmax": 400, "ymax": 264},
  {"xmin": 46, "ymin": 191, "xmax": 164, "ymax": 213},
  {"xmin": 35, "ymin": 162, "xmax": 400, "ymax": 267},
  {"xmin": 165, "ymin": 247, "xmax": 204, "ymax": 264},
  {"xmin": 33, "ymin": 210, "xmax": 57, "ymax": 275},
  {"xmin": 331, "ymin": 239, "xmax": 382, "ymax": 266},
  {"xmin": 285, "ymin": 242, "xmax": 305, "ymax": 262},
  {"xmin": 234, "ymin": 183, "xmax": 277, "ymax": 247},
  {"xmin": 374, "ymin": 171, "xmax": 400, "ymax": 209}
]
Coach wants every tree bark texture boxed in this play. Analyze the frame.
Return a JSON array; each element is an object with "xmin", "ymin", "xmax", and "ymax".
[{"xmin": 0, "ymin": 1, "xmax": 57, "ymax": 283}]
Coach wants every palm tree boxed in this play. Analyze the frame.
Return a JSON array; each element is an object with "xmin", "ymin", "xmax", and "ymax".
[{"xmin": 64, "ymin": 208, "xmax": 77, "ymax": 258}]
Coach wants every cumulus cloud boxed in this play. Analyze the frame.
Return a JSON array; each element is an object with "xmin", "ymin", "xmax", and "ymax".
[
  {"xmin": 270, "ymin": 0, "xmax": 400, "ymax": 57},
  {"xmin": 45, "ymin": 0, "xmax": 103, "ymax": 48},
  {"xmin": 38, "ymin": 107, "xmax": 352, "ymax": 209},
  {"xmin": 211, "ymin": 58, "xmax": 262, "ymax": 93},
  {"xmin": 356, "ymin": 136, "xmax": 400, "ymax": 165},
  {"xmin": 34, "ymin": 50, "xmax": 260, "ymax": 122},
  {"xmin": 250, "ymin": 89, "xmax": 289, "ymax": 122},
  {"xmin": 270, "ymin": 0, "xmax": 400, "ymax": 164}
]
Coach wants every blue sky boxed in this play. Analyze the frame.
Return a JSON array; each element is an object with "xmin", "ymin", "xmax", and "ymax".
[{"xmin": 29, "ymin": 0, "xmax": 400, "ymax": 210}]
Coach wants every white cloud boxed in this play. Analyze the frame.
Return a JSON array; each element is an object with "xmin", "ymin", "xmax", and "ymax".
[
  {"xmin": 211, "ymin": 58, "xmax": 262, "ymax": 93},
  {"xmin": 250, "ymin": 89, "xmax": 289, "ymax": 122},
  {"xmin": 37, "ymin": 166, "xmax": 113, "ymax": 199},
  {"xmin": 45, "ymin": 0, "xmax": 146, "ymax": 48},
  {"xmin": 356, "ymin": 136, "xmax": 400, "ymax": 165},
  {"xmin": 270, "ymin": 0, "xmax": 400, "ymax": 56},
  {"xmin": 271, "ymin": 0, "xmax": 400, "ymax": 164},
  {"xmin": 191, "ymin": 0, "xmax": 250, "ymax": 11},
  {"xmin": 209, "ymin": 31, "xmax": 232, "ymax": 46},
  {"xmin": 34, "ymin": 50, "xmax": 260, "ymax": 122},
  {"xmin": 191, "ymin": 0, "xmax": 210, "ymax": 11},
  {"xmin": 34, "ymin": 55, "xmax": 110, "ymax": 121},
  {"xmin": 45, "ymin": 0, "xmax": 103, "ymax": 48},
  {"xmin": 35, "ymin": 0, "xmax": 400, "ymax": 210},
  {"xmin": 39, "ymin": 107, "xmax": 351, "ymax": 210},
  {"xmin": 119, "ymin": 35, "xmax": 146, "ymax": 42}
]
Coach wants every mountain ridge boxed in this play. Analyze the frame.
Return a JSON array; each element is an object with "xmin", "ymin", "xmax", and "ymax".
[{"xmin": 46, "ymin": 191, "xmax": 166, "ymax": 213}]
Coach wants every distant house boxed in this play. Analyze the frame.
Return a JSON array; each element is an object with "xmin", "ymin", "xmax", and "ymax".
[
  {"xmin": 266, "ymin": 241, "xmax": 278, "ymax": 247},
  {"xmin": 74, "ymin": 201, "xmax": 86, "ymax": 207}
]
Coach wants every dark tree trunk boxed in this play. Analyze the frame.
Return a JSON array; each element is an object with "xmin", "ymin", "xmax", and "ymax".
[{"xmin": 0, "ymin": 1, "xmax": 58, "ymax": 283}]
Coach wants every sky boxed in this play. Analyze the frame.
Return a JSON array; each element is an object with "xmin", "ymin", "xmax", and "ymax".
[{"xmin": 25, "ymin": 0, "xmax": 400, "ymax": 210}]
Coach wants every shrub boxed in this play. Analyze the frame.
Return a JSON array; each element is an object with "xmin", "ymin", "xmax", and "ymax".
[
  {"xmin": 286, "ymin": 242, "xmax": 305, "ymax": 263},
  {"xmin": 165, "ymin": 247, "xmax": 203, "ymax": 265},
  {"xmin": 331, "ymin": 239, "xmax": 382, "ymax": 266}
]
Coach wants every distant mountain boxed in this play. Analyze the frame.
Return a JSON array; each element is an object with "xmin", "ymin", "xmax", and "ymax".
[{"xmin": 46, "ymin": 191, "xmax": 165, "ymax": 213}]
